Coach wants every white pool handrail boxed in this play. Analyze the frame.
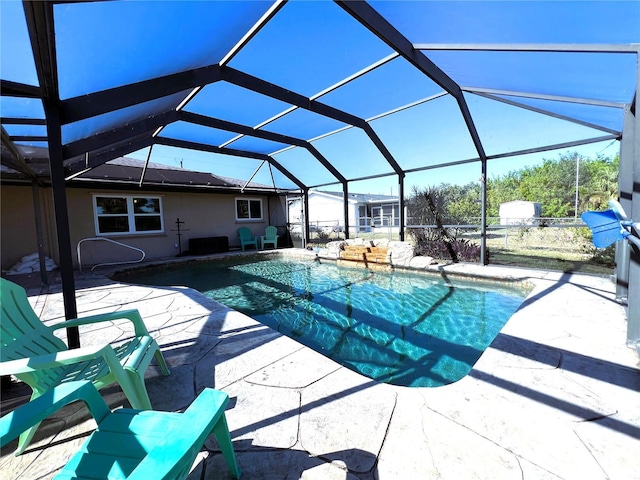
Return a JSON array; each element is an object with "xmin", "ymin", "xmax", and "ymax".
[{"xmin": 77, "ymin": 237, "xmax": 146, "ymax": 273}]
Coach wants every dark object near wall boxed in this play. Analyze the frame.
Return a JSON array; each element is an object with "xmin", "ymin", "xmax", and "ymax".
[{"xmin": 188, "ymin": 237, "xmax": 229, "ymax": 255}]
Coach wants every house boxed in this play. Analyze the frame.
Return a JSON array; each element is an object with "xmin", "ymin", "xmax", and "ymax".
[
  {"xmin": 499, "ymin": 200, "xmax": 542, "ymax": 225},
  {"xmin": 288, "ymin": 190, "xmax": 400, "ymax": 235},
  {"xmin": 1, "ymin": 157, "xmax": 288, "ymax": 272}
]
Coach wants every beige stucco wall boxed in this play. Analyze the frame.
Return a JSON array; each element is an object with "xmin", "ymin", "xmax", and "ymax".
[
  {"xmin": 2, "ymin": 184, "xmax": 279, "ymax": 272},
  {"xmin": 1, "ymin": 184, "xmax": 52, "ymax": 272}
]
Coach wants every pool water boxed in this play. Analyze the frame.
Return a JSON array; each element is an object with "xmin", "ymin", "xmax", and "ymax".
[{"xmin": 123, "ymin": 256, "xmax": 528, "ymax": 387}]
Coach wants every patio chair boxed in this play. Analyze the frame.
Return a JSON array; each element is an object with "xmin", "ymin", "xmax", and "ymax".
[
  {"xmin": 0, "ymin": 380, "xmax": 242, "ymax": 479},
  {"xmin": 0, "ymin": 277, "xmax": 170, "ymax": 455},
  {"xmin": 237, "ymin": 227, "xmax": 258, "ymax": 251},
  {"xmin": 261, "ymin": 226, "xmax": 279, "ymax": 250}
]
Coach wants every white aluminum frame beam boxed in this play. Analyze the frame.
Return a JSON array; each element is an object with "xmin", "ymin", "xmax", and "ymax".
[{"xmin": 414, "ymin": 43, "xmax": 640, "ymax": 54}]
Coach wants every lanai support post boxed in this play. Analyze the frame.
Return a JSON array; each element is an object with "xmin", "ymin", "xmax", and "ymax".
[
  {"xmin": 480, "ymin": 159, "xmax": 488, "ymax": 265},
  {"xmin": 24, "ymin": 2, "xmax": 80, "ymax": 348},
  {"xmin": 303, "ymin": 188, "xmax": 310, "ymax": 248},
  {"xmin": 4, "ymin": 132, "xmax": 50, "ymax": 285},
  {"xmin": 617, "ymin": 107, "xmax": 634, "ymax": 301},
  {"xmin": 398, "ymin": 174, "xmax": 405, "ymax": 241},
  {"xmin": 45, "ymin": 100, "xmax": 80, "ymax": 348},
  {"xmin": 31, "ymin": 180, "xmax": 48, "ymax": 285},
  {"xmin": 621, "ymin": 89, "xmax": 640, "ymax": 350},
  {"xmin": 342, "ymin": 183, "xmax": 350, "ymax": 239}
]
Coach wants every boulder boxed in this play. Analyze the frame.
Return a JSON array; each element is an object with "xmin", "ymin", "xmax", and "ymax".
[
  {"xmin": 388, "ymin": 241, "xmax": 415, "ymax": 267},
  {"xmin": 322, "ymin": 241, "xmax": 346, "ymax": 260},
  {"xmin": 371, "ymin": 238, "xmax": 390, "ymax": 248},
  {"xmin": 344, "ymin": 238, "xmax": 369, "ymax": 246},
  {"xmin": 319, "ymin": 239, "xmax": 439, "ymax": 270},
  {"xmin": 409, "ymin": 256, "xmax": 438, "ymax": 269}
]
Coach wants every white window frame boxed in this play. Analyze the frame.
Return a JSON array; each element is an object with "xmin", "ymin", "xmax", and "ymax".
[
  {"xmin": 93, "ymin": 194, "xmax": 164, "ymax": 235},
  {"xmin": 235, "ymin": 197, "xmax": 263, "ymax": 221},
  {"xmin": 372, "ymin": 204, "xmax": 400, "ymax": 227}
]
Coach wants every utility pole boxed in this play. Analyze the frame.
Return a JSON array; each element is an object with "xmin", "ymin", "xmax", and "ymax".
[{"xmin": 574, "ymin": 154, "xmax": 580, "ymax": 219}]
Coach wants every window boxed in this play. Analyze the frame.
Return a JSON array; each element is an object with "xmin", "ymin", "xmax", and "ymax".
[
  {"xmin": 236, "ymin": 197, "xmax": 263, "ymax": 221},
  {"xmin": 372, "ymin": 204, "xmax": 400, "ymax": 227},
  {"xmin": 93, "ymin": 195, "xmax": 164, "ymax": 235}
]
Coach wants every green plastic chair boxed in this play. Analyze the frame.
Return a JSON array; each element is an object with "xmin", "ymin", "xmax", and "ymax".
[
  {"xmin": 260, "ymin": 226, "xmax": 279, "ymax": 250},
  {"xmin": 237, "ymin": 227, "xmax": 257, "ymax": 251},
  {"xmin": 0, "ymin": 277, "xmax": 170, "ymax": 455},
  {"xmin": 0, "ymin": 380, "xmax": 242, "ymax": 479}
]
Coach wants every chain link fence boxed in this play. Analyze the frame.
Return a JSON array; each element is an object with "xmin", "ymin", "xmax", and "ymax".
[
  {"xmin": 289, "ymin": 216, "xmax": 612, "ymax": 274},
  {"xmin": 405, "ymin": 218, "xmax": 613, "ymax": 274}
]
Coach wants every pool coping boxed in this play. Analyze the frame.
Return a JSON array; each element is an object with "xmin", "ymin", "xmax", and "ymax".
[{"xmin": 110, "ymin": 247, "xmax": 564, "ymax": 291}]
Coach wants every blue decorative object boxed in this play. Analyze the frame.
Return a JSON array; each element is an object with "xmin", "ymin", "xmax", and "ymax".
[{"xmin": 581, "ymin": 200, "xmax": 640, "ymax": 249}]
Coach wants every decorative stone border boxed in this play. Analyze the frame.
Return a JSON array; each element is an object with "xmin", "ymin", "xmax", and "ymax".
[{"xmin": 318, "ymin": 238, "xmax": 437, "ymax": 269}]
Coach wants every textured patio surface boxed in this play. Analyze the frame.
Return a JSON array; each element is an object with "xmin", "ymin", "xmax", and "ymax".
[{"xmin": 1, "ymin": 252, "xmax": 639, "ymax": 479}]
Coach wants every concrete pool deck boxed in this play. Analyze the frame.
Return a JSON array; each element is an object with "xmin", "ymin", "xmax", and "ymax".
[{"xmin": 1, "ymin": 250, "xmax": 639, "ymax": 479}]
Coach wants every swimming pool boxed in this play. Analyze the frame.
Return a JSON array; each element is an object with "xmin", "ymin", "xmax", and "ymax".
[{"xmin": 120, "ymin": 256, "xmax": 529, "ymax": 387}]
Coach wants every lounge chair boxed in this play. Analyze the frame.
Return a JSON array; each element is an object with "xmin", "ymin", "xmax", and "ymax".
[
  {"xmin": 261, "ymin": 226, "xmax": 279, "ymax": 250},
  {"xmin": 0, "ymin": 380, "xmax": 242, "ymax": 479},
  {"xmin": 237, "ymin": 227, "xmax": 258, "ymax": 251},
  {"xmin": 0, "ymin": 277, "xmax": 170, "ymax": 455}
]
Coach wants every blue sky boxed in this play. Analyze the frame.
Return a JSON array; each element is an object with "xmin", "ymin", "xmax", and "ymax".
[
  {"xmin": 127, "ymin": 138, "xmax": 619, "ymax": 196},
  {"xmin": 1, "ymin": 0, "xmax": 637, "ymax": 195},
  {"xmin": 122, "ymin": 0, "xmax": 636, "ymax": 194}
]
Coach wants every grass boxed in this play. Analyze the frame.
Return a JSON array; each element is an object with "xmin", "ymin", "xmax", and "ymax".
[
  {"xmin": 471, "ymin": 226, "xmax": 615, "ymax": 275},
  {"xmin": 487, "ymin": 249, "xmax": 613, "ymax": 275}
]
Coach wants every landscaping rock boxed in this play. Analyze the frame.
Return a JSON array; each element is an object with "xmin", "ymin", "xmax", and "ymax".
[
  {"xmin": 371, "ymin": 238, "xmax": 390, "ymax": 248},
  {"xmin": 388, "ymin": 241, "xmax": 415, "ymax": 267},
  {"xmin": 344, "ymin": 238, "xmax": 369, "ymax": 246},
  {"xmin": 409, "ymin": 256, "xmax": 437, "ymax": 269},
  {"xmin": 322, "ymin": 241, "xmax": 346, "ymax": 260},
  {"xmin": 321, "ymin": 239, "xmax": 436, "ymax": 269}
]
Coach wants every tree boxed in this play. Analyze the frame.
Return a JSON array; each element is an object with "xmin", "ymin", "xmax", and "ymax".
[
  {"xmin": 407, "ymin": 184, "xmax": 482, "ymax": 262},
  {"xmin": 485, "ymin": 152, "xmax": 618, "ymax": 218},
  {"xmin": 581, "ymin": 154, "xmax": 619, "ymax": 211},
  {"xmin": 407, "ymin": 183, "xmax": 482, "ymax": 226}
]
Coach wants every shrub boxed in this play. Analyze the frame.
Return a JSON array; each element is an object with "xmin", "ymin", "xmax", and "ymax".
[
  {"xmin": 315, "ymin": 231, "xmax": 330, "ymax": 242},
  {"xmin": 591, "ymin": 245, "xmax": 616, "ymax": 266},
  {"xmin": 410, "ymin": 228, "xmax": 481, "ymax": 262},
  {"xmin": 575, "ymin": 226, "xmax": 594, "ymax": 243}
]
